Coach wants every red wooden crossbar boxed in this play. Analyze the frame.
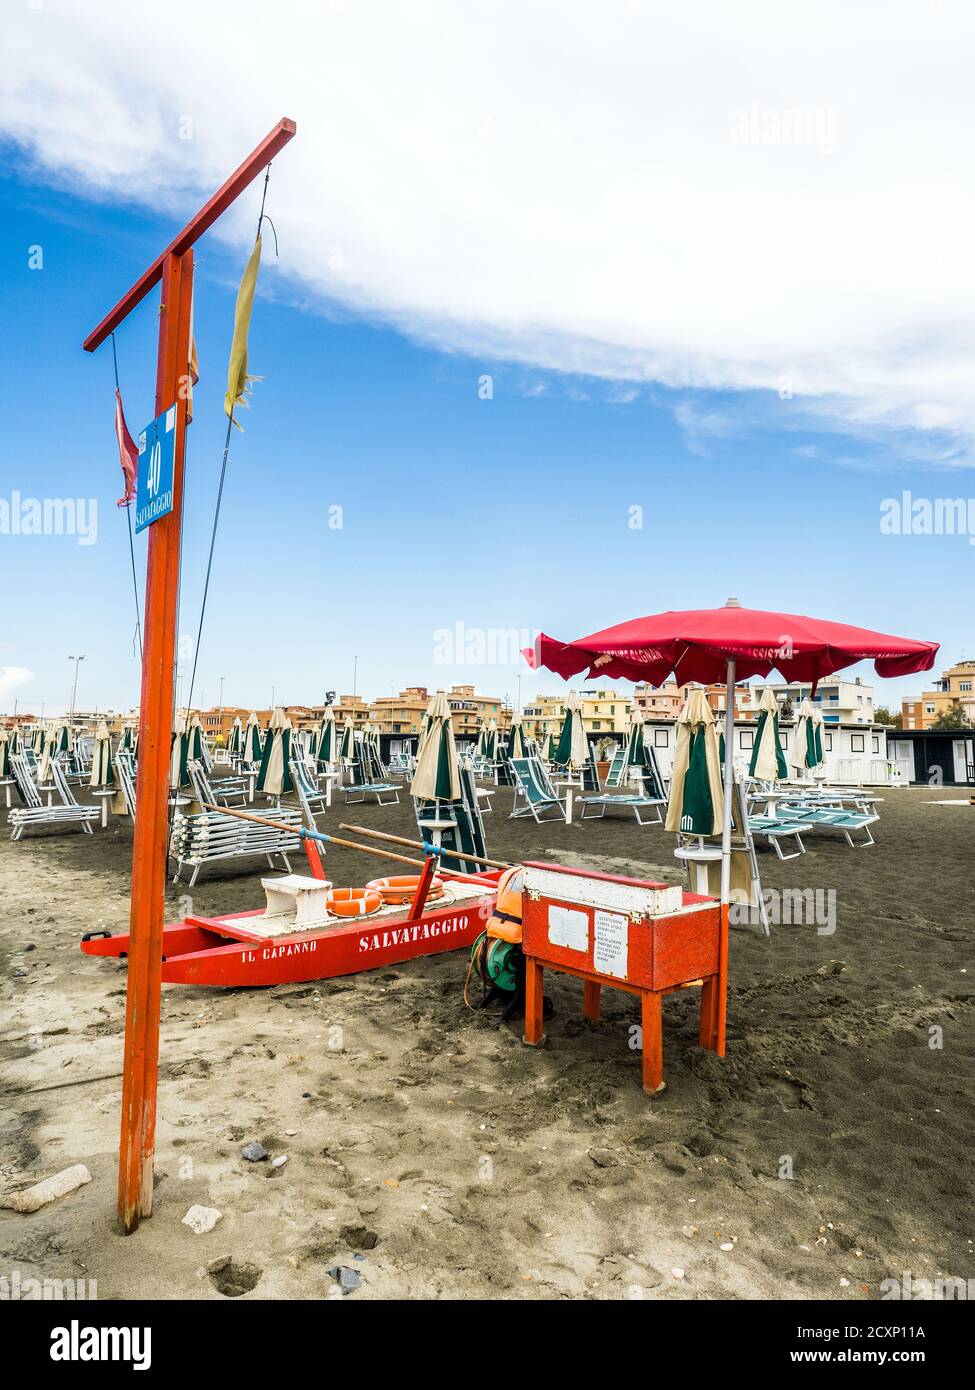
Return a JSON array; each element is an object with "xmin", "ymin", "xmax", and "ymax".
[{"xmin": 83, "ymin": 117, "xmax": 296, "ymax": 353}]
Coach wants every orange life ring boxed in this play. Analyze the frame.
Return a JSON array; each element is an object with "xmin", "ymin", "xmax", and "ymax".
[
  {"xmin": 326, "ymin": 887, "xmax": 383, "ymax": 918},
  {"xmin": 366, "ymin": 874, "xmax": 445, "ymax": 905}
]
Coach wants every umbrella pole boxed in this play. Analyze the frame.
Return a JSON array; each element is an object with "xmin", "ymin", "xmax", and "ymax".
[{"xmin": 716, "ymin": 657, "xmax": 735, "ymax": 1055}]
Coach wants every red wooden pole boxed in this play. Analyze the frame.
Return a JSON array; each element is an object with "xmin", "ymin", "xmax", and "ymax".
[
  {"xmin": 117, "ymin": 247, "xmax": 193, "ymax": 1233},
  {"xmin": 82, "ymin": 118, "xmax": 297, "ymax": 1234}
]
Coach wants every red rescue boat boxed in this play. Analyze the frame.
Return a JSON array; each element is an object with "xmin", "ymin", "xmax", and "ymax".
[{"xmin": 82, "ymin": 865, "xmax": 501, "ymax": 988}]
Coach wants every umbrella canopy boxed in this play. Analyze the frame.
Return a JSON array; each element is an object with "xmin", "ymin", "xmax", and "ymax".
[
  {"xmin": 528, "ymin": 600, "xmax": 938, "ymax": 906},
  {"xmin": 484, "ymin": 718, "xmax": 498, "ymax": 760},
  {"xmin": 243, "ymin": 712, "xmax": 263, "ymax": 764},
  {"xmin": 507, "ymin": 715, "xmax": 528, "ymax": 759},
  {"xmin": 411, "ymin": 689, "xmax": 461, "ymax": 801},
  {"xmin": 39, "ymin": 721, "xmax": 68, "ymax": 783},
  {"xmin": 90, "ymin": 720, "xmax": 113, "ymax": 787},
  {"xmin": 749, "ymin": 686, "xmax": 788, "ymax": 782},
  {"xmin": 530, "ymin": 602, "xmax": 938, "ymax": 688},
  {"xmin": 339, "ymin": 717, "xmax": 356, "ymax": 764},
  {"xmin": 539, "ymin": 731, "xmax": 555, "ymax": 761},
  {"xmin": 317, "ymin": 707, "xmax": 337, "ymax": 768},
  {"xmin": 119, "ymin": 724, "xmax": 136, "ymax": 754},
  {"xmin": 791, "ymin": 697, "xmax": 825, "ymax": 774},
  {"xmin": 0, "ymin": 728, "xmax": 11, "ymax": 778},
  {"xmin": 228, "ymin": 716, "xmax": 243, "ymax": 758},
  {"xmin": 190, "ymin": 713, "xmax": 211, "ymax": 772},
  {"xmin": 665, "ymin": 687, "xmax": 724, "ymax": 835},
  {"xmin": 475, "ymin": 720, "xmax": 489, "ymax": 758},
  {"xmin": 256, "ymin": 708, "xmax": 293, "ymax": 796},
  {"xmin": 625, "ymin": 709, "xmax": 647, "ymax": 767},
  {"xmin": 169, "ymin": 710, "xmax": 192, "ymax": 790},
  {"xmin": 554, "ymin": 691, "xmax": 588, "ymax": 768}
]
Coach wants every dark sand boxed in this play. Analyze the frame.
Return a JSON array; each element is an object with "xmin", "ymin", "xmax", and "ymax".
[{"xmin": 1, "ymin": 782, "xmax": 972, "ymax": 1300}]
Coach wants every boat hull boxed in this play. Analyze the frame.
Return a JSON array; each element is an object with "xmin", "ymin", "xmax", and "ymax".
[{"xmin": 81, "ymin": 876, "xmax": 499, "ymax": 987}]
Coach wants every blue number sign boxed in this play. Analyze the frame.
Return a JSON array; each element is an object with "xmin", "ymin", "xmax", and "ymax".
[{"xmin": 134, "ymin": 405, "xmax": 177, "ymax": 534}]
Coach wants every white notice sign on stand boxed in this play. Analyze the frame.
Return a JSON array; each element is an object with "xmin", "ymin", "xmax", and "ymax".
[{"xmin": 593, "ymin": 909, "xmax": 628, "ymax": 979}]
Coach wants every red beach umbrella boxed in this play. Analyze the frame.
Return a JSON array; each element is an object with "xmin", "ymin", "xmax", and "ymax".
[{"xmin": 525, "ymin": 597, "xmax": 937, "ymax": 903}]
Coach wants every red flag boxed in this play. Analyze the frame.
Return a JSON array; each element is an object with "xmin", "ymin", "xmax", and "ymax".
[{"xmin": 114, "ymin": 388, "xmax": 138, "ymax": 508}]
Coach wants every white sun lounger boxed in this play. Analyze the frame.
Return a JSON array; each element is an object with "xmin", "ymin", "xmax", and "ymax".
[{"xmin": 7, "ymin": 755, "xmax": 100, "ymax": 840}]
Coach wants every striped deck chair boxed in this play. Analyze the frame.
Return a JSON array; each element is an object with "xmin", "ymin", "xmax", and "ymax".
[
  {"xmin": 510, "ymin": 757, "xmax": 567, "ymax": 823},
  {"xmin": 603, "ymin": 747, "xmax": 627, "ymax": 789},
  {"xmin": 188, "ymin": 759, "xmax": 250, "ymax": 810},
  {"xmin": 414, "ymin": 768, "xmax": 489, "ymax": 874},
  {"xmin": 7, "ymin": 755, "xmax": 100, "ymax": 840},
  {"xmin": 290, "ymin": 756, "xmax": 330, "ymax": 826},
  {"xmin": 580, "ymin": 748, "xmax": 601, "ymax": 792}
]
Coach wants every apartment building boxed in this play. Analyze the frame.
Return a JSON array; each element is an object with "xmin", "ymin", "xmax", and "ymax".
[
  {"xmin": 745, "ymin": 677, "xmax": 875, "ymax": 725},
  {"xmin": 902, "ymin": 659, "xmax": 975, "ymax": 730},
  {"xmin": 521, "ymin": 688, "xmax": 629, "ymax": 739}
]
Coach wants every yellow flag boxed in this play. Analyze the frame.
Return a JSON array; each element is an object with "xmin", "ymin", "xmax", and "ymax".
[{"xmin": 224, "ymin": 235, "xmax": 263, "ymax": 422}]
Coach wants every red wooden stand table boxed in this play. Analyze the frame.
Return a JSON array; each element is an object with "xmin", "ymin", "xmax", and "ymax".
[{"xmin": 519, "ymin": 862, "xmax": 727, "ymax": 1094}]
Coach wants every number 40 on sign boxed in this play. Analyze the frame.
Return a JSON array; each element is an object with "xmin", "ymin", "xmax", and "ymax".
[{"xmin": 134, "ymin": 405, "xmax": 177, "ymax": 534}]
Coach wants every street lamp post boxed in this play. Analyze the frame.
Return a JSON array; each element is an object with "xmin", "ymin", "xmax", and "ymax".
[{"xmin": 68, "ymin": 655, "xmax": 86, "ymax": 722}]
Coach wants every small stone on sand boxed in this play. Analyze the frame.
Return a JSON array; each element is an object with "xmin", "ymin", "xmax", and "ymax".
[{"xmin": 182, "ymin": 1205, "xmax": 222, "ymax": 1234}]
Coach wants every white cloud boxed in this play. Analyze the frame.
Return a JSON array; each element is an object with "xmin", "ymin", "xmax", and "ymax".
[
  {"xmin": 0, "ymin": 666, "xmax": 34, "ymax": 707},
  {"xmin": 4, "ymin": 0, "xmax": 975, "ymax": 460}
]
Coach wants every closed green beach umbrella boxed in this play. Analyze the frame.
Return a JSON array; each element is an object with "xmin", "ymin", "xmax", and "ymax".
[
  {"xmin": 411, "ymin": 689, "xmax": 461, "ymax": 801},
  {"xmin": 749, "ymin": 685, "xmax": 788, "ymax": 781},
  {"xmin": 665, "ymin": 687, "xmax": 724, "ymax": 836}
]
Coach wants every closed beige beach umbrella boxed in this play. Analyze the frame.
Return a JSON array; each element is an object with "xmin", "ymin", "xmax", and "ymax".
[
  {"xmin": 791, "ymin": 697, "xmax": 826, "ymax": 774},
  {"xmin": 665, "ymin": 687, "xmax": 724, "ymax": 835},
  {"xmin": 749, "ymin": 686, "xmax": 787, "ymax": 782},
  {"xmin": 411, "ymin": 689, "xmax": 461, "ymax": 801},
  {"xmin": 90, "ymin": 721, "xmax": 113, "ymax": 787},
  {"xmin": 257, "ymin": 707, "xmax": 293, "ymax": 796}
]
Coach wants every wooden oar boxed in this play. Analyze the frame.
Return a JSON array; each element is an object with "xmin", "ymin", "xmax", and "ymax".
[{"xmin": 338, "ymin": 823, "xmax": 510, "ymax": 870}]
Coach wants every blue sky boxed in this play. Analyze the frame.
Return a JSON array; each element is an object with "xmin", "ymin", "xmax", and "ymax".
[{"xmin": 0, "ymin": 154, "xmax": 967, "ymax": 719}]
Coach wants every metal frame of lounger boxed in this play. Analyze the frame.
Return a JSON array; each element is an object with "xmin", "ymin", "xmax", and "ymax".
[
  {"xmin": 7, "ymin": 755, "xmax": 100, "ymax": 839},
  {"xmin": 510, "ymin": 757, "xmax": 567, "ymax": 823},
  {"xmin": 169, "ymin": 806, "xmax": 302, "ymax": 886},
  {"xmin": 777, "ymin": 805, "xmax": 878, "ymax": 848}
]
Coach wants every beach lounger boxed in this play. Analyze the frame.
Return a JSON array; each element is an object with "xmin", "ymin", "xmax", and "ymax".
[
  {"xmin": 578, "ymin": 785, "xmax": 665, "ymax": 824},
  {"xmin": 777, "ymin": 804, "xmax": 878, "ymax": 848},
  {"xmin": 510, "ymin": 756, "xmax": 568, "ymax": 823},
  {"xmin": 169, "ymin": 806, "xmax": 302, "ymax": 886},
  {"xmin": 7, "ymin": 755, "xmax": 100, "ymax": 840},
  {"xmin": 342, "ymin": 762, "xmax": 400, "ymax": 806},
  {"xmin": 746, "ymin": 813, "xmax": 811, "ymax": 860}
]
